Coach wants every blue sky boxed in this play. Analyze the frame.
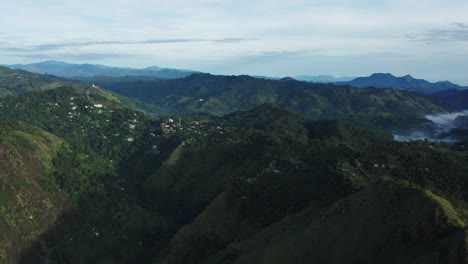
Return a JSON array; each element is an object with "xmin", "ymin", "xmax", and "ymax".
[{"xmin": 1, "ymin": 0, "xmax": 468, "ymax": 84}]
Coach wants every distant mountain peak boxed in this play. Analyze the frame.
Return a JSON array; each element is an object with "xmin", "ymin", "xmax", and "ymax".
[
  {"xmin": 370, "ymin": 73, "xmax": 395, "ymax": 78},
  {"xmin": 338, "ymin": 73, "xmax": 466, "ymax": 94},
  {"xmin": 403, "ymin": 74, "xmax": 413, "ymax": 78},
  {"xmin": 143, "ymin": 66, "xmax": 162, "ymax": 71}
]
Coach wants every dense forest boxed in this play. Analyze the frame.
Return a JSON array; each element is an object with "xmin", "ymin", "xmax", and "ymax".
[
  {"xmin": 73, "ymin": 73, "xmax": 449, "ymax": 135},
  {"xmin": 0, "ymin": 68, "xmax": 468, "ymax": 263}
]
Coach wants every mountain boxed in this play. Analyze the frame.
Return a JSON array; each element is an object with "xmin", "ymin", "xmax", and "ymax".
[
  {"xmin": 0, "ymin": 83, "xmax": 467, "ymax": 263},
  {"xmin": 337, "ymin": 73, "xmax": 467, "ymax": 94},
  {"xmin": 6, "ymin": 61, "xmax": 196, "ymax": 79},
  {"xmin": 294, "ymin": 74, "xmax": 355, "ymax": 83},
  {"xmin": 76, "ymin": 73, "xmax": 446, "ymax": 132},
  {"xmin": 1, "ymin": 69, "xmax": 468, "ymax": 263}
]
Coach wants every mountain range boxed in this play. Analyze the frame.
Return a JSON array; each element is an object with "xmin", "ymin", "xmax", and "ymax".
[
  {"xmin": 5, "ymin": 61, "xmax": 468, "ymax": 95},
  {"xmin": 74, "ymin": 73, "xmax": 446, "ymax": 133},
  {"xmin": 5, "ymin": 61, "xmax": 196, "ymax": 79}
]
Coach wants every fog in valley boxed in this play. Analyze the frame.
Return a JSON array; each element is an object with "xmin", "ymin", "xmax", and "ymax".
[{"xmin": 393, "ymin": 110, "xmax": 468, "ymax": 142}]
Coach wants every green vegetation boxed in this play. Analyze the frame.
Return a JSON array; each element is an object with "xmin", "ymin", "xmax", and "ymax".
[
  {"xmin": 206, "ymin": 180, "xmax": 466, "ymax": 264},
  {"xmin": 78, "ymin": 73, "xmax": 446, "ymax": 133},
  {"xmin": 0, "ymin": 66, "xmax": 66, "ymax": 95},
  {"xmin": 0, "ymin": 72, "xmax": 467, "ymax": 264}
]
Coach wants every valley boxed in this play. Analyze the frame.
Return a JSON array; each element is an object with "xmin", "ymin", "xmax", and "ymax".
[
  {"xmin": 0, "ymin": 67, "xmax": 467, "ymax": 263},
  {"xmin": 2, "ymin": 0, "xmax": 468, "ymax": 262}
]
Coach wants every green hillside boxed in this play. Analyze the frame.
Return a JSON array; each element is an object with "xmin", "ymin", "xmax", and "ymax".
[
  {"xmin": 0, "ymin": 66, "xmax": 162, "ymax": 115},
  {"xmin": 77, "ymin": 73, "xmax": 446, "ymax": 132},
  {"xmin": 78, "ymin": 74, "xmax": 445, "ymax": 116},
  {"xmin": 0, "ymin": 87, "xmax": 153, "ymax": 263},
  {"xmin": 0, "ymin": 66, "xmax": 66, "ymax": 96},
  {"xmin": 0, "ymin": 79, "xmax": 467, "ymax": 263},
  {"xmin": 147, "ymin": 107, "xmax": 468, "ymax": 264},
  {"xmin": 206, "ymin": 180, "xmax": 466, "ymax": 264}
]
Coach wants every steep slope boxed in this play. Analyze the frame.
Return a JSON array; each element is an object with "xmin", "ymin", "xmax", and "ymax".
[
  {"xmin": 0, "ymin": 123, "xmax": 66, "ymax": 263},
  {"xmin": 148, "ymin": 107, "xmax": 468, "ymax": 264},
  {"xmin": 336, "ymin": 73, "xmax": 466, "ymax": 94},
  {"xmin": 206, "ymin": 181, "xmax": 466, "ymax": 264},
  {"xmin": 0, "ymin": 87, "xmax": 163, "ymax": 263},
  {"xmin": 6, "ymin": 61, "xmax": 196, "ymax": 79}
]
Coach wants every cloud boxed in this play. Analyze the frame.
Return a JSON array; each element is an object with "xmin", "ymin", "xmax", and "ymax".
[
  {"xmin": 425, "ymin": 110, "xmax": 468, "ymax": 129},
  {"xmin": 453, "ymin": 22, "xmax": 468, "ymax": 29},
  {"xmin": 1, "ymin": 0, "xmax": 468, "ymax": 84},
  {"xmin": 220, "ymin": 50, "xmax": 411, "ymax": 64},
  {"xmin": 233, "ymin": 50, "xmax": 317, "ymax": 62},
  {"xmin": 0, "ymin": 38, "xmax": 256, "ymax": 53},
  {"xmin": 406, "ymin": 23, "xmax": 468, "ymax": 43},
  {"xmin": 7, "ymin": 52, "xmax": 138, "ymax": 61},
  {"xmin": 393, "ymin": 110, "xmax": 468, "ymax": 142},
  {"xmin": 142, "ymin": 38, "xmax": 257, "ymax": 44},
  {"xmin": 213, "ymin": 38, "xmax": 258, "ymax": 43}
]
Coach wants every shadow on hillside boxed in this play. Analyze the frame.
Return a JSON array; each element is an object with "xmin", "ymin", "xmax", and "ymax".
[
  {"xmin": 17, "ymin": 191, "xmax": 168, "ymax": 264},
  {"xmin": 19, "ymin": 209, "xmax": 85, "ymax": 264},
  {"xmin": 16, "ymin": 139, "xmax": 182, "ymax": 263}
]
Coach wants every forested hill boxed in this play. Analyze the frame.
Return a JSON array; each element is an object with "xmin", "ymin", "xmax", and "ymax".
[
  {"xmin": 0, "ymin": 85, "xmax": 467, "ymax": 263},
  {"xmin": 0, "ymin": 70, "xmax": 467, "ymax": 263},
  {"xmin": 0, "ymin": 66, "xmax": 67, "ymax": 96},
  {"xmin": 0, "ymin": 66, "xmax": 163, "ymax": 115},
  {"xmin": 77, "ymin": 73, "xmax": 446, "ymax": 120},
  {"xmin": 0, "ymin": 68, "xmax": 448, "ymax": 130}
]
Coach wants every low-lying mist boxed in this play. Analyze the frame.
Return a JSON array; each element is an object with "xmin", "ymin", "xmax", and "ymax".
[
  {"xmin": 393, "ymin": 110, "xmax": 468, "ymax": 142},
  {"xmin": 425, "ymin": 110, "xmax": 468, "ymax": 129}
]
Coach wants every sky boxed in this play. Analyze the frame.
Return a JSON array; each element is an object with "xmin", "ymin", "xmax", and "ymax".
[{"xmin": 1, "ymin": 0, "xmax": 468, "ymax": 84}]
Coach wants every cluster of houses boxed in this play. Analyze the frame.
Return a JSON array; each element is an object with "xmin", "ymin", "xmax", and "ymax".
[
  {"xmin": 159, "ymin": 116, "xmax": 229, "ymax": 146},
  {"xmin": 160, "ymin": 117, "xmax": 183, "ymax": 135},
  {"xmin": 61, "ymin": 96, "xmax": 143, "ymax": 143}
]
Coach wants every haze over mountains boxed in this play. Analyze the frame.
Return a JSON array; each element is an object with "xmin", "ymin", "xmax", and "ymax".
[
  {"xmin": 5, "ymin": 61, "xmax": 467, "ymax": 95},
  {"xmin": 6, "ymin": 61, "xmax": 196, "ymax": 79}
]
